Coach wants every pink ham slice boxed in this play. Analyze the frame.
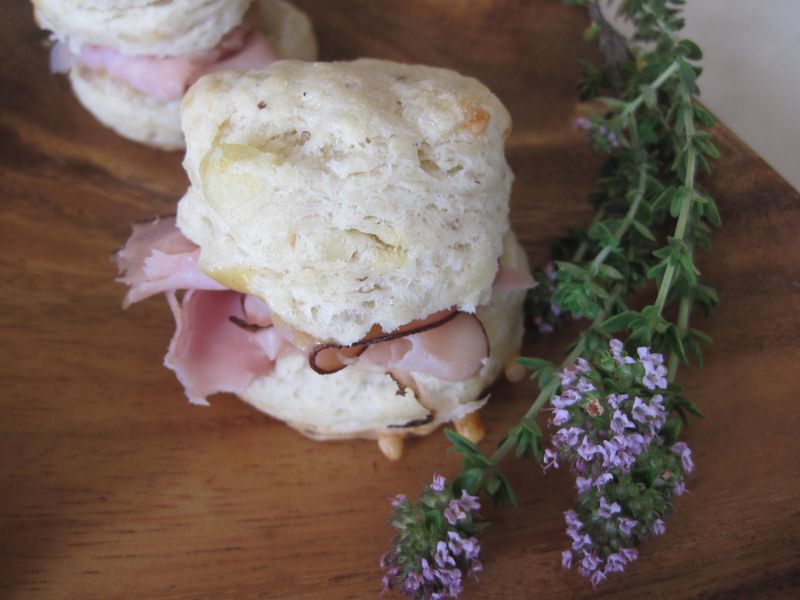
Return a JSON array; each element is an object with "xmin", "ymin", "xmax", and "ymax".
[
  {"xmin": 308, "ymin": 309, "xmax": 458, "ymax": 375},
  {"xmin": 71, "ymin": 25, "xmax": 278, "ymax": 102},
  {"xmin": 492, "ymin": 265, "xmax": 536, "ymax": 292},
  {"xmin": 117, "ymin": 215, "xmax": 495, "ymax": 404},
  {"xmin": 309, "ymin": 309, "xmax": 490, "ymax": 382},
  {"xmin": 165, "ymin": 290, "xmax": 279, "ymax": 406},
  {"xmin": 360, "ymin": 313, "xmax": 489, "ymax": 382},
  {"xmin": 115, "ymin": 215, "xmax": 226, "ymax": 308},
  {"xmin": 242, "ymin": 295, "xmax": 272, "ymax": 327}
]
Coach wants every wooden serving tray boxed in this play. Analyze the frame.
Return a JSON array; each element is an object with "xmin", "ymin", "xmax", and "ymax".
[{"xmin": 2, "ymin": 2, "xmax": 798, "ymax": 598}]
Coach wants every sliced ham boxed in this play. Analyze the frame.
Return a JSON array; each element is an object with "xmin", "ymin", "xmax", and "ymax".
[
  {"xmin": 308, "ymin": 309, "xmax": 458, "ymax": 375},
  {"xmin": 242, "ymin": 295, "xmax": 272, "ymax": 327},
  {"xmin": 115, "ymin": 215, "xmax": 226, "ymax": 308},
  {"xmin": 492, "ymin": 265, "xmax": 536, "ymax": 292},
  {"xmin": 252, "ymin": 326, "xmax": 289, "ymax": 362},
  {"xmin": 117, "ymin": 215, "xmax": 495, "ymax": 405},
  {"xmin": 309, "ymin": 309, "xmax": 489, "ymax": 382},
  {"xmin": 165, "ymin": 290, "xmax": 281, "ymax": 405},
  {"xmin": 72, "ymin": 26, "xmax": 278, "ymax": 102},
  {"xmin": 361, "ymin": 313, "xmax": 489, "ymax": 382}
]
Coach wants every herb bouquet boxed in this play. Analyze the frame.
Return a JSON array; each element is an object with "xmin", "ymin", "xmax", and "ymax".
[{"xmin": 382, "ymin": 1, "xmax": 721, "ymax": 596}]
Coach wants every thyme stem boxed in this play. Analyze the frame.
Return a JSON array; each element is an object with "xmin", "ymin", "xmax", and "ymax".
[
  {"xmin": 574, "ymin": 206, "xmax": 607, "ymax": 262},
  {"xmin": 654, "ymin": 85, "xmax": 697, "ymax": 316},
  {"xmin": 489, "ymin": 285, "xmax": 624, "ymax": 467},
  {"xmin": 588, "ymin": 161, "xmax": 648, "ymax": 276},
  {"xmin": 622, "ymin": 61, "xmax": 680, "ymax": 117},
  {"xmin": 668, "ymin": 287, "xmax": 692, "ymax": 381}
]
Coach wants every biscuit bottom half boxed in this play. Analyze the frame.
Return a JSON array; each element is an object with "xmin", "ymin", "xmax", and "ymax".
[{"xmin": 239, "ymin": 233, "xmax": 528, "ymax": 456}]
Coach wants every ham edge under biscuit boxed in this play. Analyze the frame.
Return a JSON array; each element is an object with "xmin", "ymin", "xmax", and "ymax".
[
  {"xmin": 51, "ymin": 24, "xmax": 279, "ymax": 102},
  {"xmin": 115, "ymin": 216, "xmax": 534, "ymax": 405}
]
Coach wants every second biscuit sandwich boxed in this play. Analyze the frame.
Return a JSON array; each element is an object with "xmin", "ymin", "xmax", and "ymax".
[{"xmin": 35, "ymin": 0, "xmax": 317, "ymax": 149}]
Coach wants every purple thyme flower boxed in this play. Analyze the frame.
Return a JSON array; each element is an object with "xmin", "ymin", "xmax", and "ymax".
[
  {"xmin": 598, "ymin": 496, "xmax": 621, "ymax": 519},
  {"xmin": 458, "ymin": 490, "xmax": 480, "ymax": 512},
  {"xmin": 391, "ymin": 494, "xmax": 407, "ymax": 508},
  {"xmin": 621, "ymin": 431, "xmax": 647, "ymax": 456},
  {"xmin": 573, "ymin": 117, "xmax": 591, "ymax": 130},
  {"xmin": 610, "ymin": 409, "xmax": 636, "ymax": 434},
  {"xmin": 436, "ymin": 568, "xmax": 463, "ymax": 597},
  {"xmin": 444, "ymin": 501, "xmax": 465, "ymax": 525},
  {"xmin": 434, "ymin": 541, "xmax": 456, "ymax": 568},
  {"xmin": 445, "ymin": 531, "xmax": 463, "ymax": 554},
  {"xmin": 652, "ymin": 519, "xmax": 666, "ymax": 535},
  {"xmin": 591, "ymin": 472, "xmax": 612, "ymax": 490},
  {"xmin": 534, "ymin": 317, "xmax": 554, "ymax": 334},
  {"xmin": 609, "ymin": 339, "xmax": 635, "ymax": 365},
  {"xmin": 619, "ymin": 547, "xmax": 639, "ymax": 563},
  {"xmin": 576, "ymin": 476, "xmax": 592, "ymax": 494},
  {"xmin": 559, "ymin": 367, "xmax": 578, "ymax": 387},
  {"xmin": 607, "ymin": 392, "xmax": 627, "ymax": 409},
  {"xmin": 600, "ymin": 438, "xmax": 620, "ymax": 468},
  {"xmin": 562, "ymin": 550, "xmax": 573, "ymax": 569},
  {"xmin": 631, "ymin": 396, "xmax": 659, "ymax": 424},
  {"xmin": 431, "ymin": 474, "xmax": 447, "ymax": 492},
  {"xmin": 565, "ymin": 509, "xmax": 583, "ymax": 529},
  {"xmin": 403, "ymin": 570, "xmax": 423, "ymax": 593},
  {"xmin": 605, "ymin": 552, "xmax": 626, "ymax": 573},
  {"xmin": 576, "ymin": 436, "xmax": 602, "ymax": 462},
  {"xmin": 545, "ymin": 262, "xmax": 557, "ymax": 280},
  {"xmin": 421, "ymin": 558, "xmax": 436, "ymax": 582},
  {"xmin": 556, "ymin": 426, "xmax": 583, "ymax": 448},
  {"xmin": 580, "ymin": 551, "xmax": 601, "ymax": 574},
  {"xmin": 618, "ymin": 517, "xmax": 637, "ymax": 536},
  {"xmin": 543, "ymin": 447, "xmax": 560, "ymax": 471},
  {"xmin": 552, "ymin": 388, "xmax": 582, "ymax": 409},
  {"xmin": 468, "ymin": 559, "xmax": 483, "ymax": 577},
  {"xmin": 671, "ymin": 442, "xmax": 695, "ymax": 473},
  {"xmin": 590, "ymin": 569, "xmax": 607, "ymax": 588},
  {"xmin": 443, "ymin": 490, "xmax": 480, "ymax": 525},
  {"xmin": 463, "ymin": 541, "xmax": 480, "ymax": 563},
  {"xmin": 446, "ymin": 531, "xmax": 480, "ymax": 561},
  {"xmin": 552, "ymin": 408, "xmax": 571, "ymax": 426},
  {"xmin": 638, "ymin": 346, "xmax": 668, "ymax": 390},
  {"xmin": 571, "ymin": 533, "xmax": 592, "ymax": 552},
  {"xmin": 577, "ymin": 377, "xmax": 596, "ymax": 393}
]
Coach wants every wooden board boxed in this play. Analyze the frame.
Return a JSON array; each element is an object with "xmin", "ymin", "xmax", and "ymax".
[{"xmin": 2, "ymin": 2, "xmax": 799, "ymax": 598}]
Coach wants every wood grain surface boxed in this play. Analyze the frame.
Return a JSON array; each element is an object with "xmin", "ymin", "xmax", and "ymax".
[{"xmin": 2, "ymin": 2, "xmax": 799, "ymax": 599}]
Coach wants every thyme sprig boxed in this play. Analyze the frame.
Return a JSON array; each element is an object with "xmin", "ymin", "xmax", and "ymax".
[{"xmin": 383, "ymin": 0, "xmax": 720, "ymax": 594}]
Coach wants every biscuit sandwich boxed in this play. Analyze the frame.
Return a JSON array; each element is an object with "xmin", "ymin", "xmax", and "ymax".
[
  {"xmin": 35, "ymin": 0, "xmax": 317, "ymax": 149},
  {"xmin": 116, "ymin": 59, "xmax": 535, "ymax": 459}
]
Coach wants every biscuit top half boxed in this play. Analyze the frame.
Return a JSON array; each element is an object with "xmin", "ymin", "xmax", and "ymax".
[{"xmin": 177, "ymin": 59, "xmax": 514, "ymax": 345}]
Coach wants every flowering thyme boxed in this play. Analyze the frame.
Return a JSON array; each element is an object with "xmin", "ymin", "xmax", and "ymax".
[
  {"xmin": 382, "ymin": 475, "xmax": 486, "ymax": 599},
  {"xmin": 545, "ymin": 341, "xmax": 694, "ymax": 585}
]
